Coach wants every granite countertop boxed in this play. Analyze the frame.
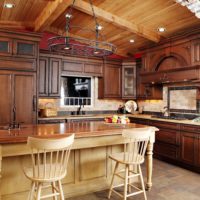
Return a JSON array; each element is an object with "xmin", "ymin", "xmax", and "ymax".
[
  {"xmin": 38, "ymin": 113, "xmax": 200, "ymax": 126},
  {"xmin": 130, "ymin": 114, "xmax": 200, "ymax": 125}
]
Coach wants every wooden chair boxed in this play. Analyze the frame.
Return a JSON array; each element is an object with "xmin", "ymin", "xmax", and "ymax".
[
  {"xmin": 108, "ymin": 127, "xmax": 152, "ymax": 200},
  {"xmin": 24, "ymin": 134, "xmax": 74, "ymax": 200}
]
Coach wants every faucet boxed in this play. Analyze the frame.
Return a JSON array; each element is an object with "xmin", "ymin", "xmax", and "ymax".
[
  {"xmin": 162, "ymin": 106, "xmax": 170, "ymax": 117},
  {"xmin": 77, "ymin": 101, "xmax": 85, "ymax": 115}
]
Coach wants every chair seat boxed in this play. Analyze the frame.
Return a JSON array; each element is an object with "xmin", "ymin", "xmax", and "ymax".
[
  {"xmin": 109, "ymin": 152, "xmax": 144, "ymax": 165},
  {"xmin": 24, "ymin": 164, "xmax": 66, "ymax": 183}
]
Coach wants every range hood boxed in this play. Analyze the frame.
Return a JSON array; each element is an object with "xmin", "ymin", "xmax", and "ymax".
[{"xmin": 140, "ymin": 65, "xmax": 200, "ymax": 84}]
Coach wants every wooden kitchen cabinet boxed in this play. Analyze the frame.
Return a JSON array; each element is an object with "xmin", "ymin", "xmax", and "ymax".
[
  {"xmin": 130, "ymin": 117, "xmax": 200, "ymax": 172},
  {"xmin": 49, "ymin": 58, "xmax": 61, "ymax": 97},
  {"xmin": 170, "ymin": 41, "xmax": 191, "ymax": 68},
  {"xmin": 98, "ymin": 62, "xmax": 122, "ymax": 99},
  {"xmin": 0, "ymin": 73, "xmax": 12, "ymax": 124},
  {"xmin": 0, "ymin": 37, "xmax": 12, "ymax": 56},
  {"xmin": 136, "ymin": 58, "xmax": 163, "ymax": 100},
  {"xmin": 122, "ymin": 62, "xmax": 136, "ymax": 99},
  {"xmin": 191, "ymin": 39, "xmax": 200, "ymax": 65},
  {"xmin": 180, "ymin": 124, "xmax": 200, "ymax": 167},
  {"xmin": 0, "ymin": 29, "xmax": 40, "ymax": 59},
  {"xmin": 39, "ymin": 57, "xmax": 49, "ymax": 96},
  {"xmin": 39, "ymin": 56, "xmax": 61, "ymax": 97},
  {"xmin": 62, "ymin": 59, "xmax": 103, "ymax": 76},
  {"xmin": 150, "ymin": 120, "xmax": 180, "ymax": 160},
  {"xmin": 0, "ymin": 70, "xmax": 36, "ymax": 124},
  {"xmin": 13, "ymin": 39, "xmax": 38, "ymax": 58},
  {"xmin": 142, "ymin": 48, "xmax": 166, "ymax": 72},
  {"xmin": 180, "ymin": 132, "xmax": 197, "ymax": 165}
]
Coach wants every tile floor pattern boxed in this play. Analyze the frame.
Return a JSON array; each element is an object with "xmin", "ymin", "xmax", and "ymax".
[{"xmin": 66, "ymin": 159, "xmax": 200, "ymax": 200}]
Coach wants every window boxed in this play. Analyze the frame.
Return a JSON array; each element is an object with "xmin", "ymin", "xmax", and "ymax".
[{"xmin": 60, "ymin": 76, "xmax": 92, "ymax": 106}]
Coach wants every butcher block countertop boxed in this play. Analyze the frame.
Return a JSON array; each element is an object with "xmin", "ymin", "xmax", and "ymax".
[{"xmin": 0, "ymin": 121, "xmax": 151, "ymax": 144}]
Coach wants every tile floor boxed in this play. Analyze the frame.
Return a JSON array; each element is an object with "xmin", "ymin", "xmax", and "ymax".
[{"xmin": 66, "ymin": 159, "xmax": 200, "ymax": 200}]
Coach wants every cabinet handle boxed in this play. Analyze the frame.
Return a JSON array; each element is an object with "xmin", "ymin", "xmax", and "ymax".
[
  {"xmin": 13, "ymin": 106, "xmax": 16, "ymax": 122},
  {"xmin": 32, "ymin": 95, "xmax": 36, "ymax": 112}
]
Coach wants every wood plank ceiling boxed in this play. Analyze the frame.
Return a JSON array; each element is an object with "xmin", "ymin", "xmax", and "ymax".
[{"xmin": 0, "ymin": 0, "xmax": 200, "ymax": 57}]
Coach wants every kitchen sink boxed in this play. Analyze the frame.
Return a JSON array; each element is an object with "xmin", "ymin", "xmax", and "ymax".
[{"xmin": 151, "ymin": 115, "xmax": 187, "ymax": 120}]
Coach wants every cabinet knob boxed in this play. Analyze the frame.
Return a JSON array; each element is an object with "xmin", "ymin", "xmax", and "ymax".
[{"xmin": 32, "ymin": 95, "xmax": 36, "ymax": 112}]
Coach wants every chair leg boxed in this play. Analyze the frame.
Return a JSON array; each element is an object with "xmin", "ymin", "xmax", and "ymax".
[
  {"xmin": 108, "ymin": 161, "xmax": 119, "ymax": 199},
  {"xmin": 51, "ymin": 181, "xmax": 58, "ymax": 200},
  {"xmin": 36, "ymin": 183, "xmax": 42, "ymax": 200},
  {"xmin": 138, "ymin": 165, "xmax": 147, "ymax": 200},
  {"xmin": 123, "ymin": 164, "xmax": 129, "ymax": 200},
  {"xmin": 28, "ymin": 181, "xmax": 35, "ymax": 200},
  {"xmin": 58, "ymin": 180, "xmax": 65, "ymax": 200},
  {"xmin": 128, "ymin": 165, "xmax": 132, "ymax": 193}
]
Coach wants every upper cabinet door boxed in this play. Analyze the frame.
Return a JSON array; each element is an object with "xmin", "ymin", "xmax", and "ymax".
[
  {"xmin": 191, "ymin": 39, "xmax": 200, "ymax": 66},
  {"xmin": 14, "ymin": 73, "xmax": 36, "ymax": 124},
  {"xmin": 39, "ymin": 57, "xmax": 49, "ymax": 97},
  {"xmin": 0, "ymin": 37, "xmax": 12, "ymax": 56},
  {"xmin": 13, "ymin": 40, "xmax": 37, "ymax": 58},
  {"xmin": 104, "ymin": 64, "xmax": 121, "ymax": 98},
  {"xmin": 122, "ymin": 65, "xmax": 136, "ymax": 99},
  {"xmin": 49, "ymin": 58, "xmax": 61, "ymax": 97},
  {"xmin": 0, "ymin": 73, "xmax": 12, "ymax": 124}
]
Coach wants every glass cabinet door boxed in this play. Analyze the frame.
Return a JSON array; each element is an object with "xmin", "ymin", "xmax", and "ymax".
[
  {"xmin": 0, "ymin": 38, "xmax": 12, "ymax": 56},
  {"xmin": 122, "ymin": 65, "xmax": 136, "ymax": 99}
]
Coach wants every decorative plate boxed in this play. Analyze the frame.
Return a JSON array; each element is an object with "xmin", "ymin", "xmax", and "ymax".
[{"xmin": 125, "ymin": 100, "xmax": 137, "ymax": 113}]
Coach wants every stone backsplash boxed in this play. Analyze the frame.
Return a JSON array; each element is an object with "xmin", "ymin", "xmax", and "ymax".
[{"xmin": 137, "ymin": 85, "xmax": 200, "ymax": 115}]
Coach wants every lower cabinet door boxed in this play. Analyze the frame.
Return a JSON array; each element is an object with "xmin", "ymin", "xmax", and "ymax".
[
  {"xmin": 197, "ymin": 137, "xmax": 200, "ymax": 167},
  {"xmin": 180, "ymin": 132, "xmax": 196, "ymax": 166},
  {"xmin": 154, "ymin": 142, "xmax": 179, "ymax": 159},
  {"xmin": 0, "ymin": 73, "xmax": 12, "ymax": 124},
  {"xmin": 14, "ymin": 73, "xmax": 36, "ymax": 124}
]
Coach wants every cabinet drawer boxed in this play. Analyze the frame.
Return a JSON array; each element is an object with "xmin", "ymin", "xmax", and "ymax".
[
  {"xmin": 84, "ymin": 63, "xmax": 103, "ymax": 76},
  {"xmin": 154, "ymin": 142, "xmax": 179, "ymax": 159},
  {"xmin": 150, "ymin": 120, "xmax": 180, "ymax": 130},
  {"xmin": 156, "ymin": 129, "xmax": 180, "ymax": 145},
  {"xmin": 130, "ymin": 118, "xmax": 149, "ymax": 125},
  {"xmin": 181, "ymin": 124, "xmax": 200, "ymax": 133},
  {"xmin": 0, "ymin": 58, "xmax": 36, "ymax": 71},
  {"xmin": 62, "ymin": 61, "xmax": 83, "ymax": 73}
]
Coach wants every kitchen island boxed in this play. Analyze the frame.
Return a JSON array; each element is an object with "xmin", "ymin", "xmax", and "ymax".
[{"xmin": 0, "ymin": 121, "xmax": 158, "ymax": 200}]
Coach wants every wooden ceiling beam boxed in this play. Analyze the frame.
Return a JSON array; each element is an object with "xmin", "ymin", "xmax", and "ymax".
[
  {"xmin": 73, "ymin": 0, "xmax": 161, "ymax": 43},
  {"xmin": 0, "ymin": 21, "xmax": 34, "ymax": 29},
  {"xmin": 34, "ymin": 0, "xmax": 72, "ymax": 32}
]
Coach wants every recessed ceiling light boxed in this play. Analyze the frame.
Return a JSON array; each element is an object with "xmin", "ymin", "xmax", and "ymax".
[
  {"xmin": 130, "ymin": 39, "xmax": 135, "ymax": 43},
  {"xmin": 157, "ymin": 27, "xmax": 166, "ymax": 32},
  {"xmin": 4, "ymin": 3, "xmax": 15, "ymax": 8}
]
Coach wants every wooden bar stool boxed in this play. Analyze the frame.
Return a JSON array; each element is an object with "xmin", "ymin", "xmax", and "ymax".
[
  {"xmin": 108, "ymin": 128, "xmax": 152, "ymax": 200},
  {"xmin": 23, "ymin": 134, "xmax": 74, "ymax": 200}
]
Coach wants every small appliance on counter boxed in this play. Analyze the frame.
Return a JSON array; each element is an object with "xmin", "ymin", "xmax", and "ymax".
[
  {"xmin": 117, "ymin": 101, "xmax": 138, "ymax": 114},
  {"xmin": 125, "ymin": 100, "xmax": 137, "ymax": 114},
  {"xmin": 39, "ymin": 103, "xmax": 58, "ymax": 117}
]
